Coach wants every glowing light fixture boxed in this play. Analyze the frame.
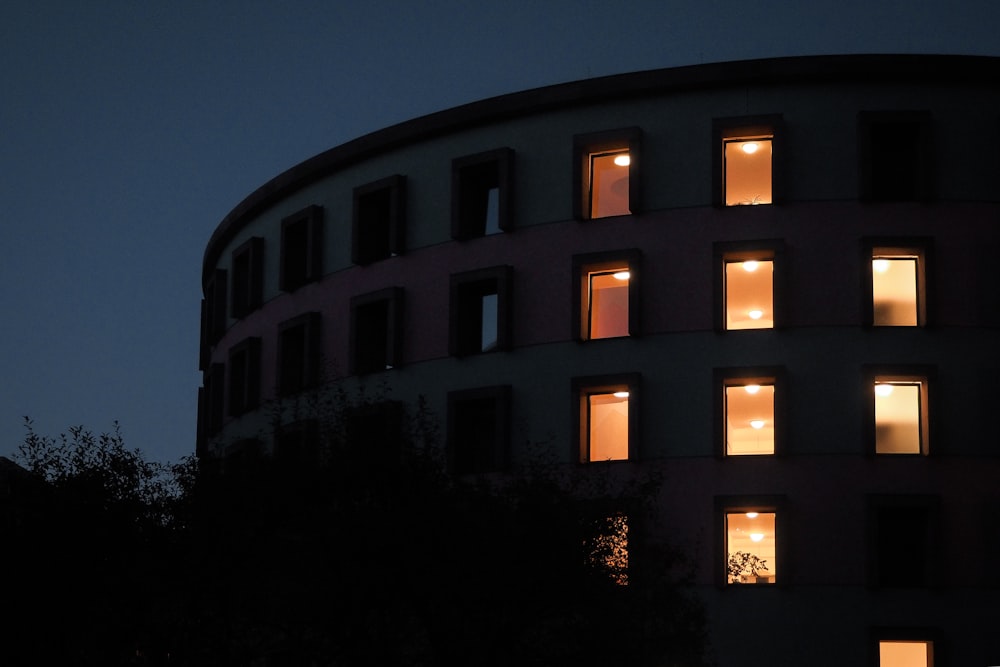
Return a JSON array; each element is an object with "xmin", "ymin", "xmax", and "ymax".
[
  {"xmin": 748, "ymin": 309, "xmax": 764, "ymax": 320},
  {"xmin": 613, "ymin": 271, "xmax": 631, "ymax": 281},
  {"xmin": 742, "ymin": 260, "xmax": 759, "ymax": 272},
  {"xmin": 613, "ymin": 154, "xmax": 631, "ymax": 167},
  {"xmin": 875, "ymin": 383, "xmax": 895, "ymax": 397},
  {"xmin": 872, "ymin": 258, "xmax": 891, "ymax": 273},
  {"xmin": 741, "ymin": 142, "xmax": 759, "ymax": 155},
  {"xmin": 613, "ymin": 391, "xmax": 630, "ymax": 399},
  {"xmin": 745, "ymin": 512, "xmax": 758, "ymax": 519},
  {"xmin": 750, "ymin": 532, "xmax": 765, "ymax": 542},
  {"xmin": 744, "ymin": 384, "xmax": 761, "ymax": 395},
  {"xmin": 750, "ymin": 419, "xmax": 765, "ymax": 430}
]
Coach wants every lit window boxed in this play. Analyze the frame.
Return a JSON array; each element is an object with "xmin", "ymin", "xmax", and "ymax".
[
  {"xmin": 879, "ymin": 640, "xmax": 933, "ymax": 667},
  {"xmin": 573, "ymin": 128, "xmax": 641, "ymax": 220},
  {"xmin": 859, "ymin": 110, "xmax": 932, "ymax": 202},
  {"xmin": 714, "ymin": 115, "xmax": 781, "ymax": 207},
  {"xmin": 574, "ymin": 374, "xmax": 638, "ymax": 463},
  {"xmin": 450, "ymin": 266, "xmax": 512, "ymax": 356},
  {"xmin": 725, "ymin": 382, "xmax": 775, "ymax": 455},
  {"xmin": 725, "ymin": 258, "xmax": 774, "ymax": 330},
  {"xmin": 866, "ymin": 240, "xmax": 929, "ymax": 327},
  {"xmin": 452, "ymin": 148, "xmax": 514, "ymax": 239},
  {"xmin": 350, "ymin": 288, "xmax": 403, "ymax": 374},
  {"xmin": 586, "ymin": 513, "xmax": 629, "ymax": 585},
  {"xmin": 230, "ymin": 237, "xmax": 264, "ymax": 319},
  {"xmin": 574, "ymin": 250, "xmax": 641, "ymax": 340},
  {"xmin": 277, "ymin": 312, "xmax": 321, "ymax": 397},
  {"xmin": 352, "ymin": 175, "xmax": 406, "ymax": 265},
  {"xmin": 726, "ymin": 511, "xmax": 777, "ymax": 584},
  {"xmin": 448, "ymin": 386, "xmax": 511, "ymax": 474},
  {"xmin": 280, "ymin": 205, "xmax": 323, "ymax": 292},
  {"xmin": 874, "ymin": 377, "xmax": 927, "ymax": 454}
]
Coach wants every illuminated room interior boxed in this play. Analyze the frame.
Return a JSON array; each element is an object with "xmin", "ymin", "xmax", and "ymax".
[
  {"xmin": 726, "ymin": 383, "xmax": 775, "ymax": 455},
  {"xmin": 724, "ymin": 137, "xmax": 772, "ymax": 206},
  {"xmin": 589, "ymin": 150, "xmax": 630, "ymax": 218},
  {"xmin": 725, "ymin": 259, "xmax": 773, "ymax": 329}
]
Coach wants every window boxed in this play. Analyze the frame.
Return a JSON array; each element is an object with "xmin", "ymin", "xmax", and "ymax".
[
  {"xmin": 280, "ymin": 205, "xmax": 323, "ymax": 292},
  {"xmin": 203, "ymin": 363, "xmax": 225, "ymax": 437},
  {"xmin": 877, "ymin": 637, "xmax": 935, "ymax": 667},
  {"xmin": 223, "ymin": 439, "xmax": 261, "ymax": 475},
  {"xmin": 350, "ymin": 288, "xmax": 403, "ymax": 374},
  {"xmin": 450, "ymin": 266, "xmax": 512, "ymax": 356},
  {"xmin": 452, "ymin": 148, "xmax": 514, "ymax": 239},
  {"xmin": 585, "ymin": 512, "xmax": 629, "ymax": 585},
  {"xmin": 867, "ymin": 495, "xmax": 940, "ymax": 588},
  {"xmin": 230, "ymin": 237, "xmax": 264, "ymax": 319},
  {"xmin": 345, "ymin": 400, "xmax": 404, "ymax": 467},
  {"xmin": 713, "ymin": 115, "xmax": 782, "ymax": 207},
  {"xmin": 717, "ymin": 368, "xmax": 784, "ymax": 456},
  {"xmin": 227, "ymin": 337, "xmax": 261, "ymax": 417},
  {"xmin": 858, "ymin": 111, "xmax": 932, "ymax": 202},
  {"xmin": 204, "ymin": 269, "xmax": 228, "ymax": 345},
  {"xmin": 714, "ymin": 241, "xmax": 782, "ymax": 331},
  {"xmin": 573, "ymin": 250, "xmax": 641, "ymax": 340},
  {"xmin": 863, "ymin": 238, "xmax": 930, "ymax": 327},
  {"xmin": 865, "ymin": 367, "xmax": 932, "ymax": 455},
  {"xmin": 716, "ymin": 496, "xmax": 785, "ymax": 586},
  {"xmin": 447, "ymin": 386, "xmax": 511, "ymax": 474},
  {"xmin": 573, "ymin": 127, "xmax": 641, "ymax": 220},
  {"xmin": 275, "ymin": 419, "xmax": 321, "ymax": 465},
  {"xmin": 352, "ymin": 175, "xmax": 406, "ymax": 265},
  {"xmin": 573, "ymin": 374, "xmax": 639, "ymax": 463},
  {"xmin": 277, "ymin": 312, "xmax": 321, "ymax": 397}
]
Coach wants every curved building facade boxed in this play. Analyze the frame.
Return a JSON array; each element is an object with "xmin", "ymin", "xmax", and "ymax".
[{"xmin": 199, "ymin": 55, "xmax": 999, "ymax": 665}]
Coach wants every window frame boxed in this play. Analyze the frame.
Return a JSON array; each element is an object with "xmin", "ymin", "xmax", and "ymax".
[
  {"xmin": 349, "ymin": 287, "xmax": 404, "ymax": 374},
  {"xmin": 447, "ymin": 385, "xmax": 512, "ymax": 475},
  {"xmin": 712, "ymin": 114, "xmax": 783, "ymax": 208},
  {"xmin": 230, "ymin": 236, "xmax": 264, "ymax": 319},
  {"xmin": 863, "ymin": 365, "xmax": 934, "ymax": 456},
  {"xmin": 352, "ymin": 174, "xmax": 406, "ymax": 265},
  {"xmin": 451, "ymin": 147, "xmax": 515, "ymax": 239},
  {"xmin": 276, "ymin": 312, "xmax": 322, "ymax": 397},
  {"xmin": 572, "ymin": 373, "xmax": 640, "ymax": 464},
  {"xmin": 713, "ymin": 240, "xmax": 785, "ymax": 332},
  {"xmin": 279, "ymin": 205, "xmax": 323, "ymax": 292},
  {"xmin": 572, "ymin": 249, "xmax": 642, "ymax": 341},
  {"xmin": 715, "ymin": 494, "xmax": 788, "ymax": 588},
  {"xmin": 227, "ymin": 336, "xmax": 262, "ymax": 417},
  {"xmin": 203, "ymin": 363, "xmax": 226, "ymax": 438},
  {"xmin": 714, "ymin": 366, "xmax": 787, "ymax": 458},
  {"xmin": 861, "ymin": 237, "xmax": 932, "ymax": 327},
  {"xmin": 866, "ymin": 495, "xmax": 942, "ymax": 589},
  {"xmin": 871, "ymin": 628, "xmax": 940, "ymax": 667},
  {"xmin": 858, "ymin": 110, "xmax": 933, "ymax": 202},
  {"xmin": 573, "ymin": 127, "xmax": 642, "ymax": 220},
  {"xmin": 449, "ymin": 265, "xmax": 513, "ymax": 357},
  {"xmin": 204, "ymin": 268, "xmax": 228, "ymax": 346}
]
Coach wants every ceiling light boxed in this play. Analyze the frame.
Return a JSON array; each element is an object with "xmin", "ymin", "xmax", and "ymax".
[
  {"xmin": 750, "ymin": 419, "xmax": 765, "ymax": 429},
  {"xmin": 613, "ymin": 271, "xmax": 631, "ymax": 281},
  {"xmin": 750, "ymin": 533, "xmax": 765, "ymax": 542},
  {"xmin": 613, "ymin": 391, "xmax": 630, "ymax": 399},
  {"xmin": 744, "ymin": 384, "xmax": 761, "ymax": 395},
  {"xmin": 742, "ymin": 260, "xmax": 759, "ymax": 272},
  {"xmin": 745, "ymin": 512, "xmax": 758, "ymax": 519},
  {"xmin": 875, "ymin": 384, "xmax": 894, "ymax": 397},
  {"xmin": 614, "ymin": 154, "xmax": 631, "ymax": 167},
  {"xmin": 741, "ymin": 142, "xmax": 759, "ymax": 155},
  {"xmin": 748, "ymin": 309, "xmax": 764, "ymax": 320},
  {"xmin": 872, "ymin": 258, "xmax": 891, "ymax": 273}
]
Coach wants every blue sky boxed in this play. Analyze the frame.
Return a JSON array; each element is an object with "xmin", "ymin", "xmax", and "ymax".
[{"xmin": 1, "ymin": 0, "xmax": 997, "ymax": 464}]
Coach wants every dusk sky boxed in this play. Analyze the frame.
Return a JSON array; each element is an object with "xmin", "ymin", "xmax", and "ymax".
[{"xmin": 2, "ymin": 1, "xmax": 997, "ymax": 464}]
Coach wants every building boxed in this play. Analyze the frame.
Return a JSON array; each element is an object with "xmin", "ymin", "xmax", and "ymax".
[{"xmin": 198, "ymin": 54, "xmax": 1000, "ymax": 665}]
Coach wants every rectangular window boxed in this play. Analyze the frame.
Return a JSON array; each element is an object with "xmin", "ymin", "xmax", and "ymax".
[
  {"xmin": 878, "ymin": 640, "xmax": 933, "ymax": 667},
  {"xmin": 725, "ymin": 383, "xmax": 775, "ymax": 455},
  {"xmin": 450, "ymin": 266, "xmax": 512, "ymax": 357},
  {"xmin": 573, "ymin": 374, "xmax": 639, "ymax": 463},
  {"xmin": 866, "ymin": 367, "xmax": 932, "ymax": 455},
  {"xmin": 573, "ymin": 250, "xmax": 641, "ymax": 340},
  {"xmin": 452, "ymin": 148, "xmax": 514, "ymax": 239},
  {"xmin": 573, "ymin": 127, "xmax": 641, "ymax": 220},
  {"xmin": 204, "ymin": 269, "xmax": 228, "ymax": 345},
  {"xmin": 863, "ymin": 239, "xmax": 930, "ymax": 327},
  {"xmin": 868, "ymin": 495, "xmax": 940, "ymax": 588},
  {"xmin": 447, "ymin": 386, "xmax": 511, "ymax": 474},
  {"xmin": 586, "ymin": 513, "xmax": 629, "ymax": 586},
  {"xmin": 858, "ymin": 110, "xmax": 932, "ymax": 202},
  {"xmin": 227, "ymin": 337, "xmax": 261, "ymax": 417},
  {"xmin": 275, "ymin": 419, "xmax": 321, "ymax": 465},
  {"xmin": 277, "ymin": 312, "xmax": 321, "ymax": 396},
  {"xmin": 350, "ymin": 288, "xmax": 403, "ymax": 374},
  {"xmin": 203, "ymin": 363, "xmax": 225, "ymax": 437},
  {"xmin": 345, "ymin": 400, "xmax": 404, "ymax": 467},
  {"xmin": 352, "ymin": 175, "xmax": 406, "ymax": 265},
  {"xmin": 280, "ymin": 205, "xmax": 323, "ymax": 292},
  {"xmin": 230, "ymin": 237, "xmax": 264, "ymax": 319},
  {"xmin": 726, "ymin": 511, "xmax": 777, "ymax": 584},
  {"xmin": 714, "ymin": 115, "xmax": 782, "ymax": 207},
  {"xmin": 714, "ymin": 241, "xmax": 782, "ymax": 332}
]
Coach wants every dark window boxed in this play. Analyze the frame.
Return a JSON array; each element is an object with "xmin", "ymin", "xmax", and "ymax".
[
  {"xmin": 858, "ymin": 111, "xmax": 933, "ymax": 202},
  {"xmin": 573, "ymin": 250, "xmax": 641, "ymax": 340},
  {"xmin": 231, "ymin": 237, "xmax": 264, "ymax": 318},
  {"xmin": 353, "ymin": 175, "xmax": 406, "ymax": 265},
  {"xmin": 861, "ymin": 237, "xmax": 931, "ymax": 327},
  {"xmin": 713, "ymin": 240, "xmax": 785, "ymax": 332},
  {"xmin": 868, "ymin": 495, "xmax": 940, "ymax": 588},
  {"xmin": 452, "ymin": 148, "xmax": 514, "ymax": 239},
  {"xmin": 350, "ymin": 288, "xmax": 403, "ymax": 374},
  {"xmin": 275, "ymin": 419, "xmax": 321, "ymax": 465},
  {"xmin": 345, "ymin": 400, "xmax": 404, "ymax": 467},
  {"xmin": 713, "ymin": 115, "xmax": 783, "ymax": 207},
  {"xmin": 204, "ymin": 363, "xmax": 225, "ymax": 437},
  {"xmin": 227, "ymin": 337, "xmax": 261, "ymax": 417},
  {"xmin": 277, "ymin": 312, "xmax": 321, "ymax": 396},
  {"xmin": 448, "ymin": 386, "xmax": 511, "ymax": 474},
  {"xmin": 450, "ymin": 266, "xmax": 512, "ymax": 356},
  {"xmin": 204, "ymin": 269, "xmax": 228, "ymax": 345},
  {"xmin": 280, "ymin": 205, "xmax": 323, "ymax": 292},
  {"xmin": 573, "ymin": 127, "xmax": 642, "ymax": 220},
  {"xmin": 572, "ymin": 373, "xmax": 640, "ymax": 463}
]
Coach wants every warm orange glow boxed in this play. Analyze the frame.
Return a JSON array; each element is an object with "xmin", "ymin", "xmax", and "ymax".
[
  {"xmin": 725, "ymin": 137, "xmax": 772, "ymax": 206},
  {"xmin": 873, "ymin": 256, "xmax": 918, "ymax": 326},
  {"xmin": 587, "ymin": 513, "xmax": 629, "ymax": 585},
  {"xmin": 727, "ymin": 511, "xmax": 776, "ymax": 584},
  {"xmin": 613, "ymin": 154, "xmax": 631, "ymax": 167},
  {"xmin": 879, "ymin": 640, "xmax": 932, "ymax": 667},
  {"xmin": 588, "ymin": 392, "xmax": 629, "ymax": 461},
  {"xmin": 590, "ymin": 151, "xmax": 630, "ymax": 218},
  {"xmin": 875, "ymin": 380, "xmax": 923, "ymax": 454},
  {"xmin": 726, "ymin": 384, "xmax": 775, "ymax": 455},
  {"xmin": 587, "ymin": 269, "xmax": 629, "ymax": 339},
  {"xmin": 726, "ymin": 259, "xmax": 773, "ymax": 330}
]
